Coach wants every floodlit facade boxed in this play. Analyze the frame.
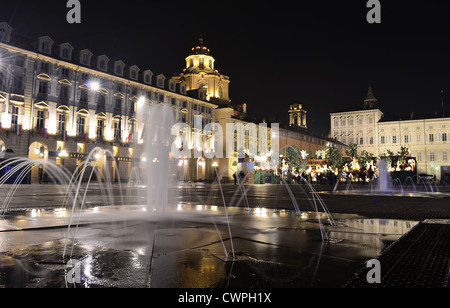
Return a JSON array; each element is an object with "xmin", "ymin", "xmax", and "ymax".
[
  {"xmin": 0, "ymin": 22, "xmax": 217, "ymax": 182},
  {"xmin": 0, "ymin": 21, "xmax": 345, "ymax": 183},
  {"xmin": 330, "ymin": 85, "xmax": 450, "ymax": 182}
]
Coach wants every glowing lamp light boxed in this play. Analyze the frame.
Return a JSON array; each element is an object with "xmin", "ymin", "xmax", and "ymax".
[
  {"xmin": 59, "ymin": 150, "xmax": 69, "ymax": 158},
  {"xmin": 212, "ymin": 162, "xmax": 219, "ymax": 168},
  {"xmin": 138, "ymin": 96, "xmax": 145, "ymax": 105},
  {"xmin": 94, "ymin": 153, "xmax": 101, "ymax": 160},
  {"xmin": 87, "ymin": 81, "xmax": 100, "ymax": 91}
]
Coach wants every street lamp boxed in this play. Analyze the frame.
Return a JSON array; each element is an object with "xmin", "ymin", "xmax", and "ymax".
[{"xmin": 87, "ymin": 80, "xmax": 100, "ymax": 91}]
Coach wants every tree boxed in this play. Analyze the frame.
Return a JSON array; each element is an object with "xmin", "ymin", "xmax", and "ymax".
[
  {"xmin": 359, "ymin": 150, "xmax": 375, "ymax": 168},
  {"xmin": 345, "ymin": 143, "xmax": 359, "ymax": 160},
  {"xmin": 326, "ymin": 144, "xmax": 344, "ymax": 192},
  {"xmin": 284, "ymin": 146, "xmax": 307, "ymax": 173},
  {"xmin": 398, "ymin": 146, "xmax": 409, "ymax": 164},
  {"xmin": 384, "ymin": 149, "xmax": 395, "ymax": 167},
  {"xmin": 327, "ymin": 144, "xmax": 344, "ymax": 171}
]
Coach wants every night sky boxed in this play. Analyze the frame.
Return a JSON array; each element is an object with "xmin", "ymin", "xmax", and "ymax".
[{"xmin": 1, "ymin": 0, "xmax": 450, "ymax": 134}]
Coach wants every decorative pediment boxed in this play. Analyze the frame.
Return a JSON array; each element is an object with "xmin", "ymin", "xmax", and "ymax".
[
  {"xmin": 96, "ymin": 112, "xmax": 107, "ymax": 119},
  {"xmin": 34, "ymin": 101, "xmax": 49, "ymax": 109},
  {"xmin": 37, "ymin": 74, "xmax": 52, "ymax": 81},
  {"xmin": 77, "ymin": 109, "xmax": 90, "ymax": 116},
  {"xmin": 56, "ymin": 105, "xmax": 70, "ymax": 113},
  {"xmin": 58, "ymin": 79, "xmax": 72, "ymax": 86}
]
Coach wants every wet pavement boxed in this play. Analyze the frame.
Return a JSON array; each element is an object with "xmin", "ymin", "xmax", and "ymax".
[
  {"xmin": 0, "ymin": 204, "xmax": 419, "ymax": 288},
  {"xmin": 1, "ymin": 183, "xmax": 449, "ymax": 288}
]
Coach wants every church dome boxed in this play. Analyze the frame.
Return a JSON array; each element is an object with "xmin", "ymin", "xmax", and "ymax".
[{"xmin": 190, "ymin": 37, "xmax": 211, "ymax": 56}]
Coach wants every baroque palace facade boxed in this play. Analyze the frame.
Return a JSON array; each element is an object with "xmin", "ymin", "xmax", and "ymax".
[
  {"xmin": 0, "ymin": 22, "xmax": 344, "ymax": 183},
  {"xmin": 330, "ymin": 85, "xmax": 450, "ymax": 183}
]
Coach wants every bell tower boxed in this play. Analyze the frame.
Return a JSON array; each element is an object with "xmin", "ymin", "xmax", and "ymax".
[{"xmin": 289, "ymin": 104, "xmax": 307, "ymax": 129}]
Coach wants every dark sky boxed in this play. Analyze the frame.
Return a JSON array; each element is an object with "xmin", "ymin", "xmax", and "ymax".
[{"xmin": 2, "ymin": 0, "xmax": 450, "ymax": 134}]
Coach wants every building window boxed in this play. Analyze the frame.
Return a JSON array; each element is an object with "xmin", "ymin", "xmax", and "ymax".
[
  {"xmin": 14, "ymin": 56, "xmax": 25, "ymax": 67},
  {"xmin": 380, "ymin": 136, "xmax": 385, "ymax": 144},
  {"xmin": 12, "ymin": 75, "xmax": 24, "ymax": 92},
  {"xmin": 404, "ymin": 135, "xmax": 409, "ymax": 143},
  {"xmin": 113, "ymin": 121, "xmax": 120, "ymax": 139},
  {"xmin": 57, "ymin": 114, "xmax": 66, "ymax": 133},
  {"xmin": 36, "ymin": 110, "xmax": 45, "ymax": 130},
  {"xmin": 444, "ymin": 152, "xmax": 448, "ymax": 161},
  {"xmin": 77, "ymin": 116, "xmax": 86, "ymax": 135},
  {"xmin": 60, "ymin": 85, "xmax": 69, "ymax": 99},
  {"xmin": 62, "ymin": 48, "xmax": 69, "ymax": 59},
  {"xmin": 392, "ymin": 136, "xmax": 397, "ymax": 143},
  {"xmin": 417, "ymin": 134, "xmax": 421, "ymax": 143},
  {"xmin": 80, "ymin": 89, "xmax": 89, "ymax": 103},
  {"xmin": 41, "ymin": 41, "xmax": 49, "ymax": 53},
  {"xmin": 61, "ymin": 68, "xmax": 70, "ymax": 78},
  {"xmin": 97, "ymin": 94, "xmax": 106, "ymax": 107},
  {"xmin": 40, "ymin": 62, "xmax": 49, "ymax": 73},
  {"xmin": 97, "ymin": 119, "xmax": 104, "ymax": 139},
  {"xmin": 116, "ymin": 65, "xmax": 122, "ymax": 75},
  {"xmin": 429, "ymin": 134, "xmax": 434, "ymax": 142},
  {"xmin": 442, "ymin": 133, "xmax": 447, "ymax": 142},
  {"xmin": 430, "ymin": 152, "xmax": 435, "ymax": 161},
  {"xmin": 38, "ymin": 81, "xmax": 48, "ymax": 94},
  {"xmin": 359, "ymin": 137, "xmax": 364, "ymax": 145},
  {"xmin": 369, "ymin": 137, "xmax": 374, "ymax": 144},
  {"xmin": 11, "ymin": 106, "xmax": 19, "ymax": 125},
  {"xmin": 114, "ymin": 98, "xmax": 122, "ymax": 109}
]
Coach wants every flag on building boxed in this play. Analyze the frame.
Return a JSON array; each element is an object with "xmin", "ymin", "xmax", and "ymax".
[
  {"xmin": 127, "ymin": 131, "xmax": 133, "ymax": 143},
  {"xmin": 15, "ymin": 124, "xmax": 22, "ymax": 136},
  {"xmin": 62, "ymin": 129, "xmax": 67, "ymax": 141},
  {"xmin": 83, "ymin": 133, "xmax": 88, "ymax": 142},
  {"xmin": 41, "ymin": 127, "xmax": 47, "ymax": 138}
]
